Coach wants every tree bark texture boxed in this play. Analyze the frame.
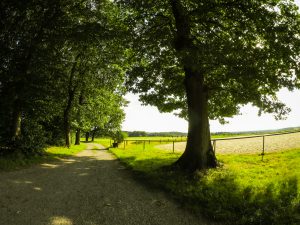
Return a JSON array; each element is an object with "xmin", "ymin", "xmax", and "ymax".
[
  {"xmin": 171, "ymin": 0, "xmax": 217, "ymax": 171},
  {"xmin": 175, "ymin": 69, "xmax": 217, "ymax": 171},
  {"xmin": 85, "ymin": 132, "xmax": 89, "ymax": 142}
]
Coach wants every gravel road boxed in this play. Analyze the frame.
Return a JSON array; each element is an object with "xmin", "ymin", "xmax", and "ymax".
[{"xmin": 0, "ymin": 143, "xmax": 215, "ymax": 225}]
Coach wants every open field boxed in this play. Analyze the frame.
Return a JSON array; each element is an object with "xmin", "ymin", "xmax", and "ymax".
[
  {"xmin": 157, "ymin": 132, "xmax": 300, "ymax": 154},
  {"xmin": 97, "ymin": 138, "xmax": 300, "ymax": 225},
  {"xmin": 125, "ymin": 136, "xmax": 187, "ymax": 141},
  {"xmin": 123, "ymin": 127, "xmax": 300, "ymax": 142},
  {"xmin": 124, "ymin": 134, "xmax": 257, "ymax": 141}
]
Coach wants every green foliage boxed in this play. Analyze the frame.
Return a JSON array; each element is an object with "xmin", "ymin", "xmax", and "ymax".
[
  {"xmin": 104, "ymin": 139, "xmax": 300, "ymax": 225},
  {"xmin": 126, "ymin": 131, "xmax": 187, "ymax": 137},
  {"xmin": 126, "ymin": 131, "xmax": 147, "ymax": 137},
  {"xmin": 121, "ymin": 131, "xmax": 128, "ymax": 139},
  {"xmin": 120, "ymin": 0, "xmax": 300, "ymax": 120},
  {"xmin": 43, "ymin": 116, "xmax": 65, "ymax": 146},
  {"xmin": 112, "ymin": 131, "xmax": 127, "ymax": 143},
  {"xmin": 0, "ymin": 143, "xmax": 86, "ymax": 171},
  {"xmin": 13, "ymin": 118, "xmax": 47, "ymax": 155},
  {"xmin": 124, "ymin": 136, "xmax": 186, "ymax": 141},
  {"xmin": 0, "ymin": 0, "xmax": 127, "ymax": 152},
  {"xmin": 93, "ymin": 138, "xmax": 111, "ymax": 148},
  {"xmin": 46, "ymin": 143, "xmax": 87, "ymax": 157}
]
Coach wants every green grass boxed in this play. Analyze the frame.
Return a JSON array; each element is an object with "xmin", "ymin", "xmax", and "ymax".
[
  {"xmin": 97, "ymin": 139, "xmax": 300, "ymax": 225},
  {"xmin": 124, "ymin": 135, "xmax": 249, "ymax": 141},
  {"xmin": 122, "ymin": 127, "xmax": 300, "ymax": 141},
  {"xmin": 93, "ymin": 138, "xmax": 111, "ymax": 148},
  {"xmin": 46, "ymin": 143, "xmax": 87, "ymax": 157},
  {"xmin": 125, "ymin": 136, "xmax": 186, "ymax": 140},
  {"xmin": 0, "ymin": 143, "xmax": 87, "ymax": 171}
]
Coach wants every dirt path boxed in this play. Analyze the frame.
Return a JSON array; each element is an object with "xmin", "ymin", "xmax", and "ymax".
[{"xmin": 0, "ymin": 143, "xmax": 215, "ymax": 225}]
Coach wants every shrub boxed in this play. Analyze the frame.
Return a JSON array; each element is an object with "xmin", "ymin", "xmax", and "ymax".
[
  {"xmin": 13, "ymin": 118, "xmax": 47, "ymax": 156},
  {"xmin": 113, "ymin": 131, "xmax": 127, "ymax": 143}
]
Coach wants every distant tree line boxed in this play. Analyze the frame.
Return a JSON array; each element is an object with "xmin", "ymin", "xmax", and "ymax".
[{"xmin": 125, "ymin": 131, "xmax": 187, "ymax": 137}]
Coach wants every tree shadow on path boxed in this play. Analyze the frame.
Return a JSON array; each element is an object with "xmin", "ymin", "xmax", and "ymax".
[{"xmin": 0, "ymin": 150, "xmax": 213, "ymax": 225}]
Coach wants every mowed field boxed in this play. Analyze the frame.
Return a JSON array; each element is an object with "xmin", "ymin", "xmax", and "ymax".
[{"xmin": 157, "ymin": 132, "xmax": 300, "ymax": 154}]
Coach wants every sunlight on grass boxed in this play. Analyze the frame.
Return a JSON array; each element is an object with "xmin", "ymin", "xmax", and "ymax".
[
  {"xmin": 93, "ymin": 138, "xmax": 111, "ymax": 148},
  {"xmin": 96, "ymin": 138, "xmax": 300, "ymax": 225},
  {"xmin": 49, "ymin": 216, "xmax": 73, "ymax": 225},
  {"xmin": 0, "ymin": 144, "xmax": 87, "ymax": 171},
  {"xmin": 46, "ymin": 143, "xmax": 87, "ymax": 157}
]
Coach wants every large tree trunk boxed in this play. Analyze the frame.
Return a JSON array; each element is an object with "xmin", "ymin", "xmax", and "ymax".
[
  {"xmin": 75, "ymin": 129, "xmax": 81, "ymax": 145},
  {"xmin": 175, "ymin": 69, "xmax": 217, "ymax": 171},
  {"xmin": 170, "ymin": 0, "xmax": 217, "ymax": 171}
]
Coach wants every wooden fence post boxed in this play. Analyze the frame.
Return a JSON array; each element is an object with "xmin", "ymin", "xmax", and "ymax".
[
  {"xmin": 172, "ymin": 141, "xmax": 175, "ymax": 153},
  {"xmin": 262, "ymin": 136, "xmax": 265, "ymax": 161}
]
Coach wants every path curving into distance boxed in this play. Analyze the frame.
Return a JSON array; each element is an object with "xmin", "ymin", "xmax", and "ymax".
[{"xmin": 0, "ymin": 143, "xmax": 217, "ymax": 225}]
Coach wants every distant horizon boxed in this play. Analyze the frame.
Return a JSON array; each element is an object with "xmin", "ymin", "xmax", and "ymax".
[
  {"xmin": 122, "ymin": 125, "xmax": 300, "ymax": 134},
  {"xmin": 122, "ymin": 89, "xmax": 300, "ymax": 133}
]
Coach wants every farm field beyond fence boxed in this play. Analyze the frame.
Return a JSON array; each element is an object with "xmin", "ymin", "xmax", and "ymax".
[
  {"xmin": 158, "ymin": 132, "xmax": 300, "ymax": 154},
  {"xmin": 96, "ymin": 132, "xmax": 300, "ymax": 225}
]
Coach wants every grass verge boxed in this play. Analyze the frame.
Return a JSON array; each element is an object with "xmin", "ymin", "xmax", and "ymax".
[
  {"xmin": 97, "ymin": 139, "xmax": 300, "ymax": 225},
  {"xmin": 93, "ymin": 138, "xmax": 111, "ymax": 148},
  {"xmin": 0, "ymin": 143, "xmax": 87, "ymax": 172}
]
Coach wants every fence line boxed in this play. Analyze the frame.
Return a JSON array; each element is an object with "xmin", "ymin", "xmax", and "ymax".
[
  {"xmin": 211, "ymin": 130, "xmax": 300, "ymax": 141},
  {"xmin": 211, "ymin": 130, "xmax": 300, "ymax": 160},
  {"xmin": 112, "ymin": 130, "xmax": 300, "ymax": 159}
]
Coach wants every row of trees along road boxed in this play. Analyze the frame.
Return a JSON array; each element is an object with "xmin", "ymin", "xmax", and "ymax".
[
  {"xmin": 0, "ymin": 0, "xmax": 127, "ymax": 154},
  {"xmin": 1, "ymin": 0, "xmax": 300, "ymax": 172}
]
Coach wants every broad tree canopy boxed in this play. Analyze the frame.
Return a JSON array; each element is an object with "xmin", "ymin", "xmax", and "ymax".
[{"xmin": 119, "ymin": 0, "xmax": 300, "ymax": 170}]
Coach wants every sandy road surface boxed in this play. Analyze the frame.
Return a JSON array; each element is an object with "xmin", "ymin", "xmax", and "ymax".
[
  {"xmin": 158, "ymin": 132, "xmax": 300, "ymax": 154},
  {"xmin": 0, "ymin": 143, "xmax": 215, "ymax": 225}
]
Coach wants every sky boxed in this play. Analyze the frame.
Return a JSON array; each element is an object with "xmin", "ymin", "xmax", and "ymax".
[
  {"xmin": 121, "ymin": 1, "xmax": 300, "ymax": 133},
  {"xmin": 122, "ymin": 89, "xmax": 300, "ymax": 133}
]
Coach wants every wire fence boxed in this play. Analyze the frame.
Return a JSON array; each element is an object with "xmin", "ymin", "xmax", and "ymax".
[{"xmin": 112, "ymin": 131, "xmax": 300, "ymax": 158}]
